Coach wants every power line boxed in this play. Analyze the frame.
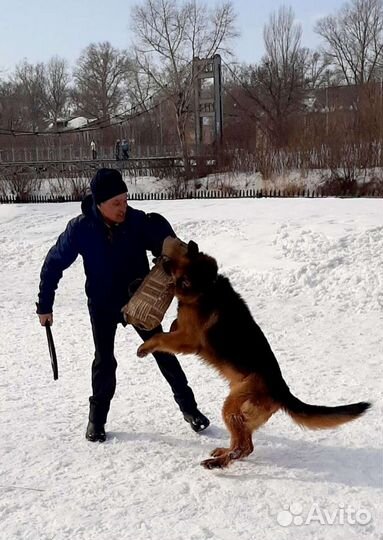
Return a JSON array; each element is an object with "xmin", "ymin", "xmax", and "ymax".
[
  {"xmin": 0, "ymin": 85, "xmax": 173, "ymax": 137},
  {"xmin": 222, "ymin": 59, "xmax": 259, "ymax": 103},
  {"xmin": 0, "ymin": 59, "xmax": 198, "ymax": 137},
  {"xmin": 221, "ymin": 60, "xmax": 261, "ymax": 126}
]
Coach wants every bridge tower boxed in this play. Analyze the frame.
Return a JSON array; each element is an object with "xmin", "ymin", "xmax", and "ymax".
[{"xmin": 193, "ymin": 55, "xmax": 223, "ymax": 152}]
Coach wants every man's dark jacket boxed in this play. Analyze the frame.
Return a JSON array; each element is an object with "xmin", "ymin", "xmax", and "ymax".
[{"xmin": 37, "ymin": 195, "xmax": 175, "ymax": 315}]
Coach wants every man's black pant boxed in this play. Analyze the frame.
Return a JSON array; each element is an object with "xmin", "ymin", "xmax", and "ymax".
[{"xmin": 88, "ymin": 309, "xmax": 198, "ymax": 424}]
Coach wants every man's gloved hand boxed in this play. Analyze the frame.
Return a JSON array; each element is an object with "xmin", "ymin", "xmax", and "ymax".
[{"xmin": 38, "ymin": 313, "xmax": 53, "ymax": 326}]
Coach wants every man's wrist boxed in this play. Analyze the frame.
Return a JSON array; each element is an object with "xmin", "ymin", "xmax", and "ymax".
[{"xmin": 36, "ymin": 302, "xmax": 53, "ymax": 314}]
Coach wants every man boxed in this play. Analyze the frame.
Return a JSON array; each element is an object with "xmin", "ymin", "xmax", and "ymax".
[
  {"xmin": 36, "ymin": 168, "xmax": 209, "ymax": 442},
  {"xmin": 115, "ymin": 139, "xmax": 121, "ymax": 161},
  {"xmin": 121, "ymin": 139, "xmax": 129, "ymax": 160},
  {"xmin": 90, "ymin": 140, "xmax": 97, "ymax": 159}
]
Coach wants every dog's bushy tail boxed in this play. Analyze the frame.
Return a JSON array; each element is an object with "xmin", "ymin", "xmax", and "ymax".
[{"xmin": 281, "ymin": 390, "xmax": 371, "ymax": 429}]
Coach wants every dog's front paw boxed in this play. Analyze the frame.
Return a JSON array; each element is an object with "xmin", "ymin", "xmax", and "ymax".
[{"xmin": 137, "ymin": 344, "xmax": 151, "ymax": 358}]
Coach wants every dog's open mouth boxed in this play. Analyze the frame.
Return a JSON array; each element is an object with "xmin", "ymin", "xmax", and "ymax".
[
  {"xmin": 162, "ymin": 236, "xmax": 188, "ymax": 259},
  {"xmin": 161, "ymin": 236, "xmax": 189, "ymax": 278}
]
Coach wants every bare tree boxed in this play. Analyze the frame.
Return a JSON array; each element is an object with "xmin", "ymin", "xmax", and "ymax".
[
  {"xmin": 14, "ymin": 60, "xmax": 46, "ymax": 130},
  {"xmin": 73, "ymin": 42, "xmax": 130, "ymax": 120},
  {"xmin": 125, "ymin": 59, "xmax": 157, "ymax": 112},
  {"xmin": 130, "ymin": 0, "xmax": 238, "ymax": 166},
  {"xmin": 0, "ymin": 80, "xmax": 25, "ymax": 130},
  {"xmin": 263, "ymin": 5, "xmax": 303, "ymax": 71},
  {"xmin": 315, "ymin": 0, "xmax": 383, "ymax": 84},
  {"xmin": 238, "ymin": 6, "xmax": 307, "ymax": 147},
  {"xmin": 41, "ymin": 56, "xmax": 71, "ymax": 124},
  {"xmin": 303, "ymin": 50, "xmax": 333, "ymax": 88}
]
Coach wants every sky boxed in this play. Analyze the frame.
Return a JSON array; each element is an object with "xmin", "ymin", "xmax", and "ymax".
[{"xmin": 0, "ymin": 0, "xmax": 346, "ymax": 75}]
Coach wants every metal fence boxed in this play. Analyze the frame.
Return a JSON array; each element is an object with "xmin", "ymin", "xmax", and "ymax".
[{"xmin": 0, "ymin": 144, "xmax": 182, "ymax": 163}]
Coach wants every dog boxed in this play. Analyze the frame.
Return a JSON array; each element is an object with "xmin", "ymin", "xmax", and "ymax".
[{"xmin": 137, "ymin": 238, "xmax": 371, "ymax": 469}]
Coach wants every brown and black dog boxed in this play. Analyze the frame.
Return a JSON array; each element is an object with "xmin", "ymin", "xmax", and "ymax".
[{"xmin": 137, "ymin": 238, "xmax": 371, "ymax": 469}]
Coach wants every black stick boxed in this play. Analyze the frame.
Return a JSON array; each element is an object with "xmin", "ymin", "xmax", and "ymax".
[{"xmin": 45, "ymin": 322, "xmax": 58, "ymax": 380}]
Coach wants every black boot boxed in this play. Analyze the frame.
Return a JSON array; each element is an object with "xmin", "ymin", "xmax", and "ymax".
[
  {"xmin": 86, "ymin": 421, "xmax": 106, "ymax": 442},
  {"xmin": 183, "ymin": 410, "xmax": 210, "ymax": 433}
]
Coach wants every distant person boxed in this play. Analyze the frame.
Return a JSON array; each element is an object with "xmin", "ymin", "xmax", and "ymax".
[
  {"xmin": 115, "ymin": 139, "xmax": 121, "ymax": 161},
  {"xmin": 121, "ymin": 139, "xmax": 129, "ymax": 160},
  {"xmin": 90, "ymin": 140, "xmax": 97, "ymax": 160}
]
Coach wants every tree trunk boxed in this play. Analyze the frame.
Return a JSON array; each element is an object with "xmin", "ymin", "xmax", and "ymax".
[{"xmin": 175, "ymin": 108, "xmax": 191, "ymax": 180}]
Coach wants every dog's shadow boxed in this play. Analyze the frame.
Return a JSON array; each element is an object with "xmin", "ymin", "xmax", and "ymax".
[
  {"xmin": 250, "ymin": 433, "xmax": 382, "ymax": 489},
  {"xmin": 109, "ymin": 428, "xmax": 381, "ymax": 489}
]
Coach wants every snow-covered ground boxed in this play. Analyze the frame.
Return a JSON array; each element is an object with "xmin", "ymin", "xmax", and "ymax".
[
  {"xmin": 34, "ymin": 168, "xmax": 382, "ymax": 198},
  {"xmin": 0, "ymin": 197, "xmax": 382, "ymax": 540}
]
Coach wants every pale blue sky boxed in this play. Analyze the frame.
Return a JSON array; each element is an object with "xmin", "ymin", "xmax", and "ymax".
[{"xmin": 0, "ymin": 0, "xmax": 345, "ymax": 74}]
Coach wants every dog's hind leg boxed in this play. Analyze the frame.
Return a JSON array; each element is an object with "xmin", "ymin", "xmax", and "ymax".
[
  {"xmin": 201, "ymin": 386, "xmax": 255, "ymax": 469},
  {"xmin": 202, "ymin": 378, "xmax": 278, "ymax": 469}
]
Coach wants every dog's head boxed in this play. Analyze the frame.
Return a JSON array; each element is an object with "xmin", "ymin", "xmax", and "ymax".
[{"xmin": 161, "ymin": 237, "xmax": 218, "ymax": 300}]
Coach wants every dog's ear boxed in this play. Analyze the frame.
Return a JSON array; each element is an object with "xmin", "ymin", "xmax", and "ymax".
[
  {"xmin": 192, "ymin": 254, "xmax": 218, "ymax": 286},
  {"xmin": 177, "ymin": 255, "xmax": 217, "ymax": 294},
  {"xmin": 187, "ymin": 240, "xmax": 199, "ymax": 258},
  {"xmin": 200, "ymin": 255, "xmax": 218, "ymax": 283}
]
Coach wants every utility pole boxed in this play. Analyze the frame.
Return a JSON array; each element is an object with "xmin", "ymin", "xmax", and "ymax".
[
  {"xmin": 159, "ymin": 100, "xmax": 163, "ymax": 149},
  {"xmin": 325, "ymin": 70, "xmax": 330, "ymax": 137}
]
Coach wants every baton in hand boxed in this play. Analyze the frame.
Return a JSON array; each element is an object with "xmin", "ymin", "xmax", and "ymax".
[{"xmin": 45, "ymin": 321, "xmax": 58, "ymax": 380}]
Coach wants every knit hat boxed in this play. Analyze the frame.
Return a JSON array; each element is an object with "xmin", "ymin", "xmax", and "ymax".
[{"xmin": 90, "ymin": 168, "xmax": 127, "ymax": 204}]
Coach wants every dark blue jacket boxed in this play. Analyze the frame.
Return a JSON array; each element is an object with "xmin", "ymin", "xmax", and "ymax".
[{"xmin": 37, "ymin": 195, "xmax": 175, "ymax": 315}]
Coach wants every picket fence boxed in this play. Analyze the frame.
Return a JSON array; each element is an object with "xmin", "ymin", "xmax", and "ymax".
[{"xmin": 0, "ymin": 187, "xmax": 381, "ymax": 204}]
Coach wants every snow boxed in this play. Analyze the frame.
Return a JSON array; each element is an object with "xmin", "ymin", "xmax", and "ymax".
[
  {"xmin": 67, "ymin": 117, "xmax": 93, "ymax": 129},
  {"xmin": 0, "ymin": 197, "xmax": 382, "ymax": 540},
  {"xmin": 46, "ymin": 117, "xmax": 94, "ymax": 131},
  {"xmin": 34, "ymin": 167, "xmax": 381, "ymax": 203}
]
